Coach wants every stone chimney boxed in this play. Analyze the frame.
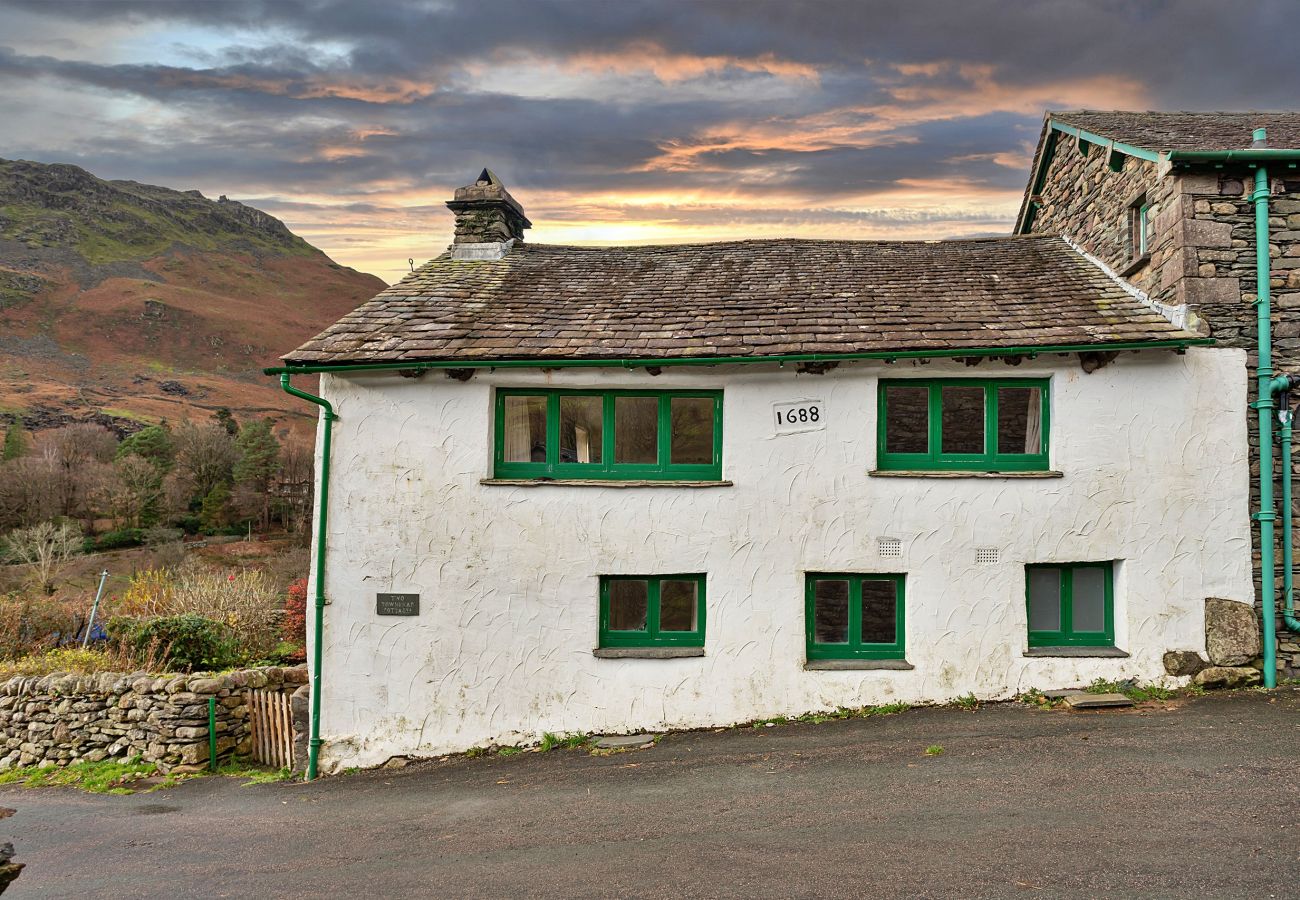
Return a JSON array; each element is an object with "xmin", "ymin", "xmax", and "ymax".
[{"xmin": 446, "ymin": 168, "xmax": 530, "ymax": 259}]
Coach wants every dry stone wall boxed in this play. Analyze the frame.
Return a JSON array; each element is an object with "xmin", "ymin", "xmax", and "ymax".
[
  {"xmin": 0, "ymin": 665, "xmax": 306, "ymax": 773},
  {"xmin": 1029, "ymin": 134, "xmax": 1300, "ymax": 677}
]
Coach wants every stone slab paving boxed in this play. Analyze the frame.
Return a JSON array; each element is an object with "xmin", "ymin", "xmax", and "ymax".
[
  {"xmin": 1062, "ymin": 692, "xmax": 1135, "ymax": 709},
  {"xmin": 593, "ymin": 733, "xmax": 658, "ymax": 750}
]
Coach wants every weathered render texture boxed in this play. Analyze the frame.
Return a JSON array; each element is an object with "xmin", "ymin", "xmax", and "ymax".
[
  {"xmin": 307, "ymin": 349, "xmax": 1250, "ymax": 769},
  {"xmin": 1023, "ymin": 112, "xmax": 1300, "ymax": 675}
]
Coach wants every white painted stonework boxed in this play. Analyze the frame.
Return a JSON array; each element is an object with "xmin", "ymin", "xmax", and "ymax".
[{"xmin": 307, "ymin": 348, "xmax": 1251, "ymax": 770}]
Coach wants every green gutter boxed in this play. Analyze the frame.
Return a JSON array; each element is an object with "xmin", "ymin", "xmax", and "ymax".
[
  {"xmin": 278, "ymin": 373, "xmax": 336, "ymax": 780},
  {"xmin": 1168, "ymin": 149, "xmax": 1300, "ymax": 164},
  {"xmin": 263, "ymin": 339, "xmax": 1210, "ymax": 377},
  {"xmin": 1047, "ymin": 120, "xmax": 1163, "ymax": 163}
]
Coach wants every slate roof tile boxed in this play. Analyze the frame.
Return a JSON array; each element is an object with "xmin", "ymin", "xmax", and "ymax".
[
  {"xmin": 285, "ymin": 235, "xmax": 1201, "ymax": 364},
  {"xmin": 1051, "ymin": 110, "xmax": 1300, "ymax": 152}
]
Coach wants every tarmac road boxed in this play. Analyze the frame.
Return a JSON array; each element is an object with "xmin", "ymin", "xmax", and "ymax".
[{"xmin": 3, "ymin": 688, "xmax": 1299, "ymax": 899}]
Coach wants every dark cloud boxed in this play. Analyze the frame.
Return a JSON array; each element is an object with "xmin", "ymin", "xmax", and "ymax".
[{"xmin": 0, "ymin": 0, "xmax": 1295, "ymax": 278}]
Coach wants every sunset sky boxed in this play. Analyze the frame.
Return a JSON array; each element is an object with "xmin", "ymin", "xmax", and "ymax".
[{"xmin": 2, "ymin": 0, "xmax": 1297, "ymax": 283}]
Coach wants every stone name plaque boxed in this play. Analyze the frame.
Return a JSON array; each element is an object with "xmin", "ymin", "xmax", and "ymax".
[{"xmin": 376, "ymin": 593, "xmax": 420, "ymax": 616}]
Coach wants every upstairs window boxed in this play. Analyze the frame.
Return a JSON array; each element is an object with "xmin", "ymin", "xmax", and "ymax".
[
  {"xmin": 495, "ymin": 389, "xmax": 722, "ymax": 481},
  {"xmin": 1129, "ymin": 195, "xmax": 1152, "ymax": 258},
  {"xmin": 877, "ymin": 379, "xmax": 1049, "ymax": 472},
  {"xmin": 1026, "ymin": 563, "xmax": 1115, "ymax": 648}
]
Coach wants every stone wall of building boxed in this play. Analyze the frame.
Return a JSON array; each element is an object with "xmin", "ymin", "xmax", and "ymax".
[
  {"xmin": 0, "ymin": 665, "xmax": 307, "ymax": 774},
  {"xmin": 1028, "ymin": 133, "xmax": 1300, "ymax": 677}
]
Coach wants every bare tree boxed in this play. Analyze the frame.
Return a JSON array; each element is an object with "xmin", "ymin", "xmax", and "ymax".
[
  {"xmin": 0, "ymin": 457, "xmax": 60, "ymax": 531},
  {"xmin": 4, "ymin": 521, "xmax": 83, "ymax": 595},
  {"xmin": 37, "ymin": 424, "xmax": 119, "ymax": 524},
  {"xmin": 173, "ymin": 420, "xmax": 239, "ymax": 501},
  {"xmin": 110, "ymin": 455, "xmax": 164, "ymax": 527},
  {"xmin": 274, "ymin": 439, "xmax": 315, "ymax": 536}
]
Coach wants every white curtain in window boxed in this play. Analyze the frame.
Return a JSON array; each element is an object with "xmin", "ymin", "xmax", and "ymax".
[
  {"xmin": 505, "ymin": 400, "xmax": 531, "ymax": 462},
  {"xmin": 1023, "ymin": 390, "xmax": 1042, "ymax": 454},
  {"xmin": 574, "ymin": 424, "xmax": 591, "ymax": 463}
]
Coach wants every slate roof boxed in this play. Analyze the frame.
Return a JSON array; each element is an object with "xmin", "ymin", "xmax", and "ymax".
[
  {"xmin": 1051, "ymin": 110, "xmax": 1300, "ymax": 152},
  {"xmin": 284, "ymin": 235, "xmax": 1202, "ymax": 365}
]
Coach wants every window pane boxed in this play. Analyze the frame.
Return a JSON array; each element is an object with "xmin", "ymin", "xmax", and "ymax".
[
  {"xmin": 670, "ymin": 397, "xmax": 714, "ymax": 465},
  {"xmin": 559, "ymin": 396, "xmax": 602, "ymax": 464},
  {"xmin": 997, "ymin": 387, "xmax": 1041, "ymax": 455},
  {"xmin": 659, "ymin": 580, "xmax": 698, "ymax": 632},
  {"xmin": 608, "ymin": 581, "xmax": 649, "ymax": 631},
  {"xmin": 502, "ymin": 395, "xmax": 547, "ymax": 463},
  {"xmin": 1027, "ymin": 568, "xmax": 1062, "ymax": 632},
  {"xmin": 812, "ymin": 579, "xmax": 850, "ymax": 644},
  {"xmin": 1072, "ymin": 568, "xmax": 1107, "ymax": 633},
  {"xmin": 941, "ymin": 386, "xmax": 984, "ymax": 454},
  {"xmin": 885, "ymin": 386, "xmax": 928, "ymax": 454},
  {"xmin": 860, "ymin": 580, "xmax": 898, "ymax": 644},
  {"xmin": 614, "ymin": 397, "xmax": 658, "ymax": 464}
]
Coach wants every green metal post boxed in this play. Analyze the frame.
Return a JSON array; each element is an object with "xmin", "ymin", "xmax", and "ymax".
[
  {"xmin": 279, "ymin": 373, "xmax": 336, "ymax": 781},
  {"xmin": 1252, "ymin": 129, "xmax": 1278, "ymax": 688},
  {"xmin": 207, "ymin": 696, "xmax": 217, "ymax": 772}
]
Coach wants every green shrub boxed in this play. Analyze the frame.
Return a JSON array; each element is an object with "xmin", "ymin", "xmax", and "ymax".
[
  {"xmin": 107, "ymin": 613, "xmax": 239, "ymax": 671},
  {"xmin": 83, "ymin": 528, "xmax": 144, "ymax": 553}
]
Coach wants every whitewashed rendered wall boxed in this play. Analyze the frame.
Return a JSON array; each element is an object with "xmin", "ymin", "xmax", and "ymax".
[{"xmin": 306, "ymin": 348, "xmax": 1251, "ymax": 769}]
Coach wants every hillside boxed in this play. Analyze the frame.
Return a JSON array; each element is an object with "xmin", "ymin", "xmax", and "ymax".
[{"xmin": 0, "ymin": 158, "xmax": 385, "ymax": 436}]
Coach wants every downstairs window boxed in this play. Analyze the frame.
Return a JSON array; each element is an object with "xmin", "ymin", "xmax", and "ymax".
[
  {"xmin": 805, "ymin": 574, "xmax": 906, "ymax": 660},
  {"xmin": 599, "ymin": 575, "xmax": 706, "ymax": 648},
  {"xmin": 1026, "ymin": 563, "xmax": 1115, "ymax": 647}
]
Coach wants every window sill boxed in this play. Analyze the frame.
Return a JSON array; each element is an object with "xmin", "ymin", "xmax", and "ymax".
[
  {"xmin": 1024, "ymin": 646, "xmax": 1129, "ymax": 658},
  {"xmin": 482, "ymin": 478, "xmax": 732, "ymax": 488},
  {"xmin": 593, "ymin": 647, "xmax": 705, "ymax": 659},
  {"xmin": 868, "ymin": 470, "xmax": 1063, "ymax": 479},
  {"xmin": 804, "ymin": 659, "xmax": 914, "ymax": 671},
  {"xmin": 1120, "ymin": 253, "xmax": 1151, "ymax": 276}
]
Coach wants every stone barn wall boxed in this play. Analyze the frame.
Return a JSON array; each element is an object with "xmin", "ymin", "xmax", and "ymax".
[{"xmin": 1027, "ymin": 133, "xmax": 1300, "ymax": 677}]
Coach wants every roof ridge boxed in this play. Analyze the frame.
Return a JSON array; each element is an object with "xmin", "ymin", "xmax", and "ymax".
[
  {"xmin": 1058, "ymin": 234, "xmax": 1203, "ymax": 335},
  {"xmin": 514, "ymin": 233, "xmax": 1053, "ymax": 252}
]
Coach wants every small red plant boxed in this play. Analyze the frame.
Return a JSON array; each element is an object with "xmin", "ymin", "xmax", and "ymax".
[{"xmin": 283, "ymin": 577, "xmax": 308, "ymax": 644}]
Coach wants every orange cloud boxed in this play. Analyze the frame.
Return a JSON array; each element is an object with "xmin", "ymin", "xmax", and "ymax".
[
  {"xmin": 640, "ymin": 67, "xmax": 1146, "ymax": 174},
  {"xmin": 151, "ymin": 69, "xmax": 436, "ymax": 104},
  {"xmin": 522, "ymin": 41, "xmax": 819, "ymax": 83}
]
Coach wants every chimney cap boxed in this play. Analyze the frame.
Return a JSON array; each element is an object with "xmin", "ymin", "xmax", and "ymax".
[{"xmin": 447, "ymin": 168, "xmax": 531, "ymax": 226}]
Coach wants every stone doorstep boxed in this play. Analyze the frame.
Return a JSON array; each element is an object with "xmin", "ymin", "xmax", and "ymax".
[
  {"xmin": 1062, "ymin": 693, "xmax": 1135, "ymax": 709},
  {"xmin": 593, "ymin": 733, "xmax": 658, "ymax": 750}
]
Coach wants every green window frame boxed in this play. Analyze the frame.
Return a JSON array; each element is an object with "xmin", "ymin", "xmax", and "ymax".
[
  {"xmin": 805, "ymin": 573, "xmax": 906, "ymax": 661},
  {"xmin": 599, "ymin": 574, "xmax": 706, "ymax": 648},
  {"xmin": 1025, "ymin": 562, "xmax": 1115, "ymax": 648},
  {"xmin": 494, "ymin": 389, "xmax": 723, "ymax": 481},
  {"xmin": 876, "ymin": 378, "xmax": 1050, "ymax": 472}
]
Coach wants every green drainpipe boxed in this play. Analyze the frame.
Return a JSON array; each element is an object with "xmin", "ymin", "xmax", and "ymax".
[
  {"xmin": 279, "ymin": 373, "xmax": 336, "ymax": 780},
  {"xmin": 1252, "ymin": 129, "xmax": 1280, "ymax": 688}
]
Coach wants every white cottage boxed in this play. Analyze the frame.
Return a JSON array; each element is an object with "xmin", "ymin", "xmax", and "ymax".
[{"xmin": 274, "ymin": 170, "xmax": 1251, "ymax": 774}]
